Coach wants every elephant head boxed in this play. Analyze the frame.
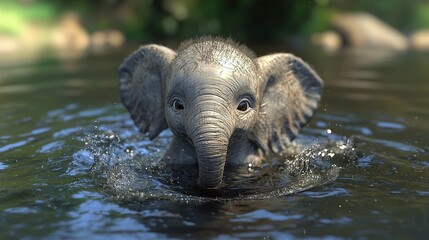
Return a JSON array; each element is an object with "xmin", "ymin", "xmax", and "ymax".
[{"xmin": 119, "ymin": 37, "xmax": 323, "ymax": 189}]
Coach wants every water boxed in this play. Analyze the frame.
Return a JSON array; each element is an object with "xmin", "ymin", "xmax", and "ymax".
[{"xmin": 1, "ymin": 45, "xmax": 428, "ymax": 239}]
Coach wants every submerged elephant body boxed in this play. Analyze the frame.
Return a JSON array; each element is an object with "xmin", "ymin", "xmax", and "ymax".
[{"xmin": 119, "ymin": 37, "xmax": 323, "ymax": 189}]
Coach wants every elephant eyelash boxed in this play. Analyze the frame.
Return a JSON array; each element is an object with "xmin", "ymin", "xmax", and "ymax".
[{"xmin": 259, "ymin": 102, "xmax": 269, "ymax": 116}]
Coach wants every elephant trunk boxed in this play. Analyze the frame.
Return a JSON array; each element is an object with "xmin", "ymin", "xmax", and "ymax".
[{"xmin": 189, "ymin": 107, "xmax": 231, "ymax": 189}]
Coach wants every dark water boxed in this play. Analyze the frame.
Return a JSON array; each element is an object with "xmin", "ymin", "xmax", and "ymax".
[{"xmin": 1, "ymin": 44, "xmax": 428, "ymax": 239}]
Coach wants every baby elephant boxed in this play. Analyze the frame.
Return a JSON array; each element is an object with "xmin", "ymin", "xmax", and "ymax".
[{"xmin": 119, "ymin": 37, "xmax": 323, "ymax": 189}]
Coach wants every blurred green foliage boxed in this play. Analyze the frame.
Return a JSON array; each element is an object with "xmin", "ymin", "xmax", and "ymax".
[
  {"xmin": 0, "ymin": 1, "xmax": 56, "ymax": 35},
  {"xmin": 1, "ymin": 0, "xmax": 429, "ymax": 42}
]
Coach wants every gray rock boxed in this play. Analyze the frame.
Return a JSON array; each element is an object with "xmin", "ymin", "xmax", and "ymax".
[
  {"xmin": 331, "ymin": 12, "xmax": 408, "ymax": 50},
  {"xmin": 409, "ymin": 30, "xmax": 429, "ymax": 51}
]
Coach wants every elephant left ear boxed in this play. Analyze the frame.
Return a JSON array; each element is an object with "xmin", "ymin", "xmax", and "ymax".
[{"xmin": 250, "ymin": 53, "xmax": 324, "ymax": 154}]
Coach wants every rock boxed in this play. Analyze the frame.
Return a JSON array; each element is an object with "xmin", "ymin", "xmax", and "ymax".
[
  {"xmin": 51, "ymin": 13, "xmax": 90, "ymax": 51},
  {"xmin": 0, "ymin": 35, "xmax": 20, "ymax": 53},
  {"xmin": 409, "ymin": 30, "xmax": 429, "ymax": 50},
  {"xmin": 90, "ymin": 31, "xmax": 108, "ymax": 48},
  {"xmin": 311, "ymin": 31, "xmax": 342, "ymax": 52},
  {"xmin": 90, "ymin": 29, "xmax": 125, "ymax": 48},
  {"xmin": 105, "ymin": 30, "xmax": 125, "ymax": 47},
  {"xmin": 21, "ymin": 23, "xmax": 52, "ymax": 51},
  {"xmin": 331, "ymin": 12, "xmax": 408, "ymax": 51}
]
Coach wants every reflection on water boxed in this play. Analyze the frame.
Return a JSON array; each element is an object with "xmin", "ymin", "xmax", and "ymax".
[{"xmin": 1, "ymin": 46, "xmax": 429, "ymax": 239}]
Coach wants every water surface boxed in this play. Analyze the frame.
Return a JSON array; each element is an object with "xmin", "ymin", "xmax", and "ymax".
[{"xmin": 1, "ymin": 45, "xmax": 429, "ymax": 239}]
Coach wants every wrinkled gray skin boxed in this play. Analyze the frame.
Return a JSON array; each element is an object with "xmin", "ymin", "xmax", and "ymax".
[{"xmin": 119, "ymin": 37, "xmax": 323, "ymax": 189}]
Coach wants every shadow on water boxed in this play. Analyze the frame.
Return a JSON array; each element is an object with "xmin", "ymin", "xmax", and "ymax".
[{"xmin": 1, "ymin": 45, "xmax": 429, "ymax": 239}]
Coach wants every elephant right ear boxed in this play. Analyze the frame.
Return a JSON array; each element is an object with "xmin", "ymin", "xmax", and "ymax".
[
  {"xmin": 250, "ymin": 53, "xmax": 324, "ymax": 154},
  {"xmin": 118, "ymin": 44, "xmax": 176, "ymax": 140}
]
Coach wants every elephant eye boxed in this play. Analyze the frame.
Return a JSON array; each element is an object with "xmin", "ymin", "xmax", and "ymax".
[
  {"xmin": 237, "ymin": 99, "xmax": 250, "ymax": 112},
  {"xmin": 173, "ymin": 99, "xmax": 184, "ymax": 110}
]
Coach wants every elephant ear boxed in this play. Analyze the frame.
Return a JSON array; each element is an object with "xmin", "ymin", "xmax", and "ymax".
[
  {"xmin": 118, "ymin": 44, "xmax": 176, "ymax": 139},
  {"xmin": 251, "ymin": 53, "xmax": 324, "ymax": 154}
]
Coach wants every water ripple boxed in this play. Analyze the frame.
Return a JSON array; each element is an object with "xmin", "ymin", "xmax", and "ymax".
[
  {"xmin": 0, "ymin": 162, "xmax": 8, "ymax": 170},
  {"xmin": 19, "ymin": 127, "xmax": 51, "ymax": 137},
  {"xmin": 375, "ymin": 121, "xmax": 406, "ymax": 131},
  {"xmin": 61, "ymin": 108, "xmax": 109, "ymax": 121},
  {"xmin": 230, "ymin": 210, "xmax": 302, "ymax": 222},
  {"xmin": 3, "ymin": 207, "xmax": 38, "ymax": 214},
  {"xmin": 37, "ymin": 140, "xmax": 65, "ymax": 153},
  {"xmin": 302, "ymin": 188, "xmax": 350, "ymax": 198},
  {"xmin": 359, "ymin": 136, "xmax": 424, "ymax": 153},
  {"xmin": 0, "ymin": 137, "xmax": 35, "ymax": 153},
  {"xmin": 47, "ymin": 104, "xmax": 78, "ymax": 117},
  {"xmin": 53, "ymin": 127, "xmax": 82, "ymax": 139}
]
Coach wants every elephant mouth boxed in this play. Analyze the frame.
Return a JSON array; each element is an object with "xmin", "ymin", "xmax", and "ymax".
[
  {"xmin": 177, "ymin": 132, "xmax": 194, "ymax": 146},
  {"xmin": 186, "ymin": 135, "xmax": 194, "ymax": 146}
]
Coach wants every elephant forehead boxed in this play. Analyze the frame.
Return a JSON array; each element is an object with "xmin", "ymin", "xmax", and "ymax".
[
  {"xmin": 170, "ymin": 65, "xmax": 260, "ymax": 104},
  {"xmin": 174, "ymin": 56, "xmax": 249, "ymax": 73},
  {"xmin": 171, "ymin": 44, "xmax": 258, "ymax": 79},
  {"xmin": 178, "ymin": 64, "xmax": 252, "ymax": 86}
]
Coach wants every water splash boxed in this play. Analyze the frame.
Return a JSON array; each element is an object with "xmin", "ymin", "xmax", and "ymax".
[{"xmin": 67, "ymin": 129, "xmax": 355, "ymax": 202}]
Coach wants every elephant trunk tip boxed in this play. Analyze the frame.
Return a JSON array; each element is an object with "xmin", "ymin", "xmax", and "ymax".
[
  {"xmin": 196, "ymin": 153, "xmax": 227, "ymax": 190},
  {"xmin": 197, "ymin": 177, "xmax": 223, "ymax": 190}
]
